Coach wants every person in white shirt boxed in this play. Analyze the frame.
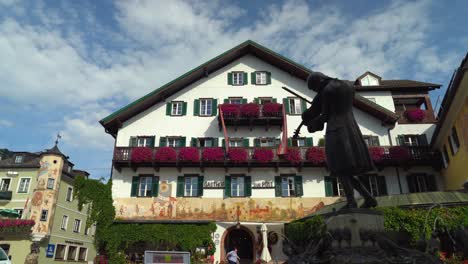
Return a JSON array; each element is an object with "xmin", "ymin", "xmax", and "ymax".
[{"xmin": 226, "ymin": 247, "xmax": 240, "ymax": 264}]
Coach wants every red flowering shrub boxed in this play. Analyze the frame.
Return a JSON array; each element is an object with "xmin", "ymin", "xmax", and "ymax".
[
  {"xmin": 227, "ymin": 148, "xmax": 248, "ymax": 163},
  {"xmin": 368, "ymin": 147, "xmax": 385, "ymax": 163},
  {"xmin": 306, "ymin": 147, "xmax": 326, "ymax": 165},
  {"xmin": 154, "ymin": 147, "xmax": 177, "ymax": 162},
  {"xmin": 220, "ymin": 104, "xmax": 240, "ymax": 118},
  {"xmin": 262, "ymin": 103, "xmax": 283, "ymax": 117},
  {"xmin": 240, "ymin": 103, "xmax": 260, "ymax": 118},
  {"xmin": 253, "ymin": 148, "xmax": 274, "ymax": 163},
  {"xmin": 389, "ymin": 146, "xmax": 410, "ymax": 162},
  {"xmin": 405, "ymin": 109, "xmax": 425, "ymax": 122},
  {"xmin": 178, "ymin": 147, "xmax": 199, "ymax": 162},
  {"xmin": 202, "ymin": 147, "xmax": 224, "ymax": 162},
  {"xmin": 131, "ymin": 147, "xmax": 153, "ymax": 163},
  {"xmin": 0, "ymin": 219, "xmax": 35, "ymax": 232},
  {"xmin": 284, "ymin": 149, "xmax": 302, "ymax": 164}
]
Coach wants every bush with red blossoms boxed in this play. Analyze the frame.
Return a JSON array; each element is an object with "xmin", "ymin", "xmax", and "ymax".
[
  {"xmin": 220, "ymin": 104, "xmax": 240, "ymax": 118},
  {"xmin": 405, "ymin": 109, "xmax": 425, "ymax": 122},
  {"xmin": 368, "ymin": 147, "xmax": 385, "ymax": 163},
  {"xmin": 0, "ymin": 219, "xmax": 35, "ymax": 233},
  {"xmin": 227, "ymin": 148, "xmax": 248, "ymax": 163},
  {"xmin": 240, "ymin": 103, "xmax": 260, "ymax": 118},
  {"xmin": 202, "ymin": 147, "xmax": 225, "ymax": 162},
  {"xmin": 306, "ymin": 147, "xmax": 326, "ymax": 165},
  {"xmin": 262, "ymin": 103, "xmax": 283, "ymax": 117},
  {"xmin": 178, "ymin": 147, "xmax": 200, "ymax": 162},
  {"xmin": 389, "ymin": 146, "xmax": 410, "ymax": 162},
  {"xmin": 253, "ymin": 148, "xmax": 274, "ymax": 163},
  {"xmin": 131, "ymin": 147, "xmax": 153, "ymax": 163},
  {"xmin": 284, "ymin": 149, "xmax": 302, "ymax": 164},
  {"xmin": 154, "ymin": 147, "xmax": 177, "ymax": 162}
]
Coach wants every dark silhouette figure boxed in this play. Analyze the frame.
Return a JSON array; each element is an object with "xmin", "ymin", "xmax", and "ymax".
[{"xmin": 301, "ymin": 72, "xmax": 377, "ymax": 209}]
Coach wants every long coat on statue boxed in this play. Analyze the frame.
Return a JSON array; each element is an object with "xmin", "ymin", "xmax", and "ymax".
[{"xmin": 304, "ymin": 77, "xmax": 374, "ymax": 175}]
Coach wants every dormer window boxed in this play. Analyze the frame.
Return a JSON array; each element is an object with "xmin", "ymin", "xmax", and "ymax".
[
  {"xmin": 358, "ymin": 72, "xmax": 381, "ymax": 86},
  {"xmin": 14, "ymin": 155, "xmax": 23, "ymax": 163}
]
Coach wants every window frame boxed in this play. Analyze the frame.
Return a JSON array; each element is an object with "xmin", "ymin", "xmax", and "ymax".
[
  {"xmin": 255, "ymin": 71, "xmax": 268, "ymax": 85},
  {"xmin": 259, "ymin": 138, "xmax": 277, "ymax": 147},
  {"xmin": 136, "ymin": 136, "xmax": 153, "ymax": 147},
  {"xmin": 54, "ymin": 244, "xmax": 67, "ymax": 260},
  {"xmin": 137, "ymin": 176, "xmax": 153, "ymax": 197},
  {"xmin": 14, "ymin": 208, "xmax": 23, "ymax": 219},
  {"xmin": 167, "ymin": 137, "xmax": 181, "ymax": 147},
  {"xmin": 67, "ymin": 245, "xmax": 77, "ymax": 261},
  {"xmin": 197, "ymin": 137, "xmax": 214, "ymax": 147},
  {"xmin": 73, "ymin": 219, "xmax": 81, "ymax": 233},
  {"xmin": 228, "ymin": 97, "xmax": 243, "ymax": 104},
  {"xmin": 229, "ymin": 138, "xmax": 243, "ymax": 147},
  {"xmin": 171, "ymin": 101, "xmax": 184, "ymax": 116},
  {"xmin": 442, "ymin": 145, "xmax": 449, "ymax": 168},
  {"xmin": 231, "ymin": 176, "xmax": 245, "ymax": 197},
  {"xmin": 449, "ymin": 126, "xmax": 460, "ymax": 155},
  {"xmin": 0, "ymin": 178, "xmax": 11, "ymax": 191},
  {"xmin": 291, "ymin": 137, "xmax": 306, "ymax": 147},
  {"xmin": 14, "ymin": 155, "xmax": 23, "ymax": 163},
  {"xmin": 40, "ymin": 210, "xmax": 48, "ymax": 221},
  {"xmin": 184, "ymin": 176, "xmax": 199, "ymax": 197},
  {"xmin": 47, "ymin": 178, "xmax": 55, "ymax": 189},
  {"xmin": 78, "ymin": 247, "xmax": 88, "ymax": 261},
  {"xmin": 258, "ymin": 97, "xmax": 273, "ymax": 104},
  {"xmin": 199, "ymin": 98, "xmax": 213, "ymax": 116},
  {"xmin": 66, "ymin": 187, "xmax": 73, "ymax": 202},
  {"xmin": 281, "ymin": 176, "xmax": 296, "ymax": 197},
  {"xmin": 232, "ymin": 71, "xmax": 244, "ymax": 86},
  {"xmin": 288, "ymin": 97, "xmax": 303, "ymax": 115},
  {"xmin": 61, "ymin": 215, "xmax": 68, "ymax": 230},
  {"xmin": 362, "ymin": 135, "xmax": 380, "ymax": 147}
]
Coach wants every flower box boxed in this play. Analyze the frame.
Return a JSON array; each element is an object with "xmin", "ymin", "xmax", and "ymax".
[
  {"xmin": 154, "ymin": 147, "xmax": 177, "ymax": 162},
  {"xmin": 240, "ymin": 103, "xmax": 260, "ymax": 118},
  {"xmin": 220, "ymin": 104, "xmax": 240, "ymax": 118},
  {"xmin": 0, "ymin": 219, "xmax": 35, "ymax": 233},
  {"xmin": 262, "ymin": 103, "xmax": 282, "ymax": 117},
  {"xmin": 227, "ymin": 148, "xmax": 248, "ymax": 163},
  {"xmin": 405, "ymin": 109, "xmax": 425, "ymax": 122},
  {"xmin": 202, "ymin": 147, "xmax": 225, "ymax": 162},
  {"xmin": 253, "ymin": 148, "xmax": 274, "ymax": 163},
  {"xmin": 389, "ymin": 146, "xmax": 410, "ymax": 162},
  {"xmin": 368, "ymin": 147, "xmax": 385, "ymax": 163},
  {"xmin": 131, "ymin": 147, "xmax": 153, "ymax": 163},
  {"xmin": 306, "ymin": 147, "xmax": 326, "ymax": 165},
  {"xmin": 284, "ymin": 149, "xmax": 301, "ymax": 165},
  {"xmin": 178, "ymin": 147, "xmax": 200, "ymax": 162}
]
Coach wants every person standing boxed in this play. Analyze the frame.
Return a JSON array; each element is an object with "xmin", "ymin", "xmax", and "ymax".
[{"xmin": 226, "ymin": 247, "xmax": 240, "ymax": 264}]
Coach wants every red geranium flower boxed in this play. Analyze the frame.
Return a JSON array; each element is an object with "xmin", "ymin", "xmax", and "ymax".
[
  {"xmin": 154, "ymin": 147, "xmax": 177, "ymax": 162},
  {"xmin": 253, "ymin": 148, "xmax": 274, "ymax": 163},
  {"xmin": 202, "ymin": 147, "xmax": 224, "ymax": 162},
  {"xmin": 306, "ymin": 147, "xmax": 326, "ymax": 165},
  {"xmin": 240, "ymin": 103, "xmax": 260, "ymax": 118},
  {"xmin": 178, "ymin": 147, "xmax": 200, "ymax": 162},
  {"xmin": 389, "ymin": 146, "xmax": 410, "ymax": 162},
  {"xmin": 284, "ymin": 149, "xmax": 301, "ymax": 164},
  {"xmin": 227, "ymin": 148, "xmax": 248, "ymax": 163},
  {"xmin": 405, "ymin": 109, "xmax": 425, "ymax": 122},
  {"xmin": 368, "ymin": 147, "xmax": 385, "ymax": 163},
  {"xmin": 131, "ymin": 147, "xmax": 153, "ymax": 163},
  {"xmin": 262, "ymin": 103, "xmax": 282, "ymax": 117},
  {"xmin": 220, "ymin": 104, "xmax": 240, "ymax": 118}
]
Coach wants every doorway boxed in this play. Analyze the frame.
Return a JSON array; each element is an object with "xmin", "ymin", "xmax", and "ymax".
[{"xmin": 224, "ymin": 226, "xmax": 254, "ymax": 264}]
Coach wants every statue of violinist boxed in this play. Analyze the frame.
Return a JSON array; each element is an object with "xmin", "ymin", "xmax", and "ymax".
[{"xmin": 293, "ymin": 72, "xmax": 378, "ymax": 209}]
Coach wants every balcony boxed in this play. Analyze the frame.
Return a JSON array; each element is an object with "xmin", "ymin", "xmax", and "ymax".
[
  {"xmin": 218, "ymin": 103, "xmax": 284, "ymax": 131},
  {"xmin": 113, "ymin": 146, "xmax": 438, "ymax": 172},
  {"xmin": 0, "ymin": 191, "xmax": 12, "ymax": 201}
]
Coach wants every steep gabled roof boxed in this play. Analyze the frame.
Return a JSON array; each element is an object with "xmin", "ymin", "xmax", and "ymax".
[{"xmin": 100, "ymin": 40, "xmax": 441, "ymax": 136}]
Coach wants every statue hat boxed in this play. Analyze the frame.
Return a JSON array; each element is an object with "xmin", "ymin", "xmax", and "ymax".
[{"xmin": 307, "ymin": 71, "xmax": 331, "ymax": 91}]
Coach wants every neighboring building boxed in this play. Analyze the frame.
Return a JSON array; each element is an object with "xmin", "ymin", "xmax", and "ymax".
[
  {"xmin": 431, "ymin": 53, "xmax": 468, "ymax": 190},
  {"xmin": 100, "ymin": 40, "xmax": 442, "ymax": 263},
  {"xmin": 0, "ymin": 144, "xmax": 96, "ymax": 263}
]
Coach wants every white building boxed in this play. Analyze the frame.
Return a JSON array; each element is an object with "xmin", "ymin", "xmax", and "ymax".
[{"xmin": 100, "ymin": 40, "xmax": 442, "ymax": 263}]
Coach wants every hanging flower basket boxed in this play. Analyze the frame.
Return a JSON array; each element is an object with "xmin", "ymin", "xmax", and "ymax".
[
  {"xmin": 227, "ymin": 148, "xmax": 248, "ymax": 163},
  {"xmin": 240, "ymin": 103, "xmax": 260, "ymax": 118},
  {"xmin": 306, "ymin": 147, "xmax": 326, "ymax": 165},
  {"xmin": 389, "ymin": 146, "xmax": 410, "ymax": 162},
  {"xmin": 220, "ymin": 104, "xmax": 240, "ymax": 118},
  {"xmin": 262, "ymin": 103, "xmax": 283, "ymax": 117},
  {"xmin": 154, "ymin": 147, "xmax": 177, "ymax": 162},
  {"xmin": 131, "ymin": 147, "xmax": 153, "ymax": 163},
  {"xmin": 178, "ymin": 147, "xmax": 200, "ymax": 162},
  {"xmin": 405, "ymin": 109, "xmax": 425, "ymax": 122},
  {"xmin": 284, "ymin": 149, "xmax": 302, "ymax": 165},
  {"xmin": 0, "ymin": 219, "xmax": 35, "ymax": 233},
  {"xmin": 253, "ymin": 148, "xmax": 274, "ymax": 163},
  {"xmin": 202, "ymin": 147, "xmax": 224, "ymax": 162},
  {"xmin": 368, "ymin": 147, "xmax": 385, "ymax": 163}
]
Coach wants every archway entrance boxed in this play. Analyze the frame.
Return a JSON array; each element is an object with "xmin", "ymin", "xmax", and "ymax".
[{"xmin": 223, "ymin": 226, "xmax": 254, "ymax": 264}]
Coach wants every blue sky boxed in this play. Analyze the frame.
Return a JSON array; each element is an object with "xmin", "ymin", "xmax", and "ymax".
[{"xmin": 0, "ymin": 0, "xmax": 467, "ymax": 179}]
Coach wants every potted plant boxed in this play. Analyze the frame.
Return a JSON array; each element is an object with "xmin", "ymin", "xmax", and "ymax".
[
  {"xmin": 240, "ymin": 103, "xmax": 260, "ymax": 118},
  {"xmin": 306, "ymin": 147, "xmax": 326, "ymax": 165},
  {"xmin": 253, "ymin": 148, "xmax": 274, "ymax": 163},
  {"xmin": 262, "ymin": 103, "xmax": 282, "ymax": 117},
  {"xmin": 0, "ymin": 219, "xmax": 35, "ymax": 233},
  {"xmin": 227, "ymin": 148, "xmax": 248, "ymax": 163},
  {"xmin": 220, "ymin": 104, "xmax": 240, "ymax": 118},
  {"xmin": 284, "ymin": 149, "xmax": 301, "ymax": 165},
  {"xmin": 178, "ymin": 147, "xmax": 200, "ymax": 162},
  {"xmin": 131, "ymin": 147, "xmax": 153, "ymax": 163},
  {"xmin": 202, "ymin": 147, "xmax": 225, "ymax": 162},
  {"xmin": 368, "ymin": 147, "xmax": 385, "ymax": 163},
  {"xmin": 154, "ymin": 147, "xmax": 177, "ymax": 162},
  {"xmin": 405, "ymin": 109, "xmax": 425, "ymax": 122}
]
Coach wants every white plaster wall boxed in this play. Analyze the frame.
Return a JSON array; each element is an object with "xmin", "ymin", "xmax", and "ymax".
[
  {"xmin": 390, "ymin": 123, "xmax": 436, "ymax": 145},
  {"xmin": 356, "ymin": 91, "xmax": 395, "ymax": 111}
]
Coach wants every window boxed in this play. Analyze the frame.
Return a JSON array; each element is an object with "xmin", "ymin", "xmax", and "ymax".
[
  {"xmin": 61, "ymin": 215, "xmax": 68, "ymax": 230},
  {"xmin": 67, "ymin": 245, "xmax": 77, "ymax": 260},
  {"xmin": 442, "ymin": 145, "xmax": 449, "ymax": 168},
  {"xmin": 78, "ymin": 247, "xmax": 87, "ymax": 261},
  {"xmin": 0, "ymin": 178, "xmax": 11, "ymax": 191},
  {"xmin": 407, "ymin": 174, "xmax": 437, "ymax": 193},
  {"xmin": 231, "ymin": 176, "xmax": 245, "ymax": 197},
  {"xmin": 167, "ymin": 137, "xmax": 181, "ymax": 147},
  {"xmin": 281, "ymin": 177, "xmax": 296, "ymax": 197},
  {"xmin": 256, "ymin": 72, "xmax": 267, "ymax": 85},
  {"xmin": 398, "ymin": 134, "xmax": 427, "ymax": 146},
  {"xmin": 258, "ymin": 138, "xmax": 278, "ymax": 147},
  {"xmin": 85, "ymin": 227, "xmax": 90, "ymax": 236},
  {"xmin": 14, "ymin": 155, "xmax": 23, "ymax": 163},
  {"xmin": 363, "ymin": 135, "xmax": 380, "ymax": 146},
  {"xmin": 14, "ymin": 209, "xmax": 23, "ymax": 219},
  {"xmin": 449, "ymin": 126, "xmax": 460, "ymax": 155},
  {"xmin": 138, "ymin": 176, "xmax": 153, "ymax": 197},
  {"xmin": 291, "ymin": 138, "xmax": 306, "ymax": 147},
  {"xmin": 184, "ymin": 176, "xmax": 198, "ymax": 197},
  {"xmin": 324, "ymin": 177, "xmax": 345, "ymax": 197},
  {"xmin": 228, "ymin": 97, "xmax": 243, "ymax": 104},
  {"xmin": 232, "ymin": 72, "xmax": 244, "ymax": 85},
  {"xmin": 360, "ymin": 75, "xmax": 379, "ymax": 86},
  {"xmin": 40, "ymin": 210, "xmax": 48, "ymax": 221},
  {"xmin": 288, "ymin": 98, "xmax": 303, "ymax": 115},
  {"xmin": 229, "ymin": 138, "xmax": 243, "ymax": 147},
  {"xmin": 200, "ymin": 99, "xmax": 213, "ymax": 116},
  {"xmin": 54, "ymin": 244, "xmax": 66, "ymax": 260},
  {"xmin": 359, "ymin": 175, "xmax": 387, "ymax": 197},
  {"xmin": 137, "ymin": 137, "xmax": 153, "ymax": 147},
  {"xmin": 258, "ymin": 97, "xmax": 273, "ymax": 104},
  {"xmin": 73, "ymin": 219, "xmax": 81, "ymax": 233},
  {"xmin": 171, "ymin": 101, "xmax": 183, "ymax": 116},
  {"xmin": 196, "ymin": 138, "xmax": 214, "ymax": 147},
  {"xmin": 47, "ymin": 178, "xmax": 55, "ymax": 189},
  {"xmin": 66, "ymin": 187, "xmax": 73, "ymax": 202}
]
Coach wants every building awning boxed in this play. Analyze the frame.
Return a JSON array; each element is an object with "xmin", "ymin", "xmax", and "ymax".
[{"xmin": 0, "ymin": 208, "xmax": 20, "ymax": 218}]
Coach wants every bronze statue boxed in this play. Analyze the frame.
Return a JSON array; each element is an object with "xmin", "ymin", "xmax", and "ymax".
[{"xmin": 296, "ymin": 72, "xmax": 377, "ymax": 209}]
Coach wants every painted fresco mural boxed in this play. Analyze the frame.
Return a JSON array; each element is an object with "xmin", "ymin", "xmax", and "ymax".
[{"xmin": 115, "ymin": 181, "xmax": 340, "ymax": 222}]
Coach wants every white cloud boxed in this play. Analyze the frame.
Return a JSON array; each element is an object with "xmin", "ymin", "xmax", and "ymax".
[{"xmin": 0, "ymin": 119, "xmax": 13, "ymax": 127}]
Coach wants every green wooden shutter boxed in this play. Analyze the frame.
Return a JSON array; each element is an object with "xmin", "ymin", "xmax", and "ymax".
[
  {"xmin": 159, "ymin": 137, "xmax": 167, "ymax": 147},
  {"xmin": 301, "ymin": 100, "xmax": 307, "ymax": 113},
  {"xmin": 228, "ymin": 72, "xmax": 233, "ymax": 85},
  {"xmin": 418, "ymin": 134, "xmax": 428, "ymax": 146},
  {"xmin": 254, "ymin": 138, "xmax": 260, "ymax": 147},
  {"xmin": 306, "ymin": 138, "xmax": 313, "ymax": 147},
  {"xmin": 251, "ymin": 72, "xmax": 256, "ymax": 85},
  {"xmin": 288, "ymin": 138, "xmax": 292, "ymax": 147},
  {"xmin": 166, "ymin": 103, "xmax": 172, "ymax": 116},
  {"xmin": 275, "ymin": 176, "xmax": 282, "ymax": 197},
  {"xmin": 377, "ymin": 176, "xmax": 387, "ymax": 196},
  {"xmin": 147, "ymin": 136, "xmax": 155, "ymax": 147},
  {"xmin": 266, "ymin": 72, "xmax": 272, "ymax": 84},
  {"xmin": 222, "ymin": 139, "xmax": 226, "ymax": 148},
  {"xmin": 176, "ymin": 177, "xmax": 184, "ymax": 197},
  {"xmin": 244, "ymin": 176, "xmax": 252, "ymax": 197},
  {"xmin": 254, "ymin": 98, "xmax": 259, "ymax": 104},
  {"xmin": 194, "ymin": 99, "xmax": 200, "ymax": 116},
  {"xmin": 213, "ymin": 138, "xmax": 219, "ymax": 147},
  {"xmin": 198, "ymin": 176, "xmax": 204, "ymax": 197},
  {"xmin": 129, "ymin": 137, "xmax": 138, "ymax": 147},
  {"xmin": 242, "ymin": 98, "xmax": 247, "ymax": 104},
  {"xmin": 180, "ymin": 137, "xmax": 186, "ymax": 147},
  {"xmin": 283, "ymin": 98, "xmax": 290, "ymax": 114},
  {"xmin": 426, "ymin": 174, "xmax": 437, "ymax": 191},
  {"xmin": 324, "ymin": 176, "xmax": 333, "ymax": 197},
  {"xmin": 191, "ymin": 138, "xmax": 197, "ymax": 147},
  {"xmin": 272, "ymin": 98, "xmax": 277, "ymax": 103},
  {"xmin": 224, "ymin": 98, "xmax": 229, "ymax": 103},
  {"xmin": 152, "ymin": 177, "xmax": 159, "ymax": 197},
  {"xmin": 182, "ymin": 102, "xmax": 187, "ymax": 115},
  {"xmin": 397, "ymin": 135, "xmax": 405, "ymax": 146},
  {"xmin": 131, "ymin": 176, "xmax": 139, "ymax": 197},
  {"xmin": 448, "ymin": 138, "xmax": 455, "ymax": 155},
  {"xmin": 243, "ymin": 138, "xmax": 249, "ymax": 147},
  {"xmin": 243, "ymin": 72, "xmax": 248, "ymax": 85},
  {"xmin": 212, "ymin": 99, "xmax": 218, "ymax": 116},
  {"xmin": 225, "ymin": 176, "xmax": 231, "ymax": 197},
  {"xmin": 294, "ymin": 176, "xmax": 303, "ymax": 197}
]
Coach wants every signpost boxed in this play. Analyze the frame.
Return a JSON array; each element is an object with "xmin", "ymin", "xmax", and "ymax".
[
  {"xmin": 46, "ymin": 244, "xmax": 55, "ymax": 258},
  {"xmin": 144, "ymin": 251, "xmax": 190, "ymax": 264}
]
